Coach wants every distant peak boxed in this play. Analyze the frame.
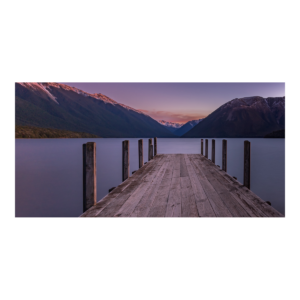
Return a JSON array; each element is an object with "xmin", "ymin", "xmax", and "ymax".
[{"xmin": 158, "ymin": 120, "xmax": 183, "ymax": 128}]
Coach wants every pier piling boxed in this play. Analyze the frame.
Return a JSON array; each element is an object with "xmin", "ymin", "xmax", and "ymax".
[
  {"xmin": 122, "ymin": 140, "xmax": 130, "ymax": 181},
  {"xmin": 83, "ymin": 142, "xmax": 97, "ymax": 212},
  {"xmin": 138, "ymin": 139, "xmax": 143, "ymax": 169},
  {"xmin": 222, "ymin": 139, "xmax": 227, "ymax": 172},
  {"xmin": 205, "ymin": 139, "xmax": 208, "ymax": 158},
  {"xmin": 148, "ymin": 138, "xmax": 153, "ymax": 161},
  {"xmin": 201, "ymin": 139, "xmax": 203, "ymax": 155},
  {"xmin": 243, "ymin": 140, "xmax": 251, "ymax": 189},
  {"xmin": 154, "ymin": 137, "xmax": 157, "ymax": 156},
  {"xmin": 212, "ymin": 139, "xmax": 215, "ymax": 163}
]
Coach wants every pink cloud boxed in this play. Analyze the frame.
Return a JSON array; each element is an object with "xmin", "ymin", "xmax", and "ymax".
[{"xmin": 139, "ymin": 109, "xmax": 207, "ymax": 124}]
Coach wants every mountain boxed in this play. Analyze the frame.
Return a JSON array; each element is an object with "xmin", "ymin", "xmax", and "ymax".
[
  {"xmin": 174, "ymin": 119, "xmax": 203, "ymax": 136},
  {"xmin": 264, "ymin": 129, "xmax": 285, "ymax": 138},
  {"xmin": 15, "ymin": 83, "xmax": 175, "ymax": 138},
  {"xmin": 157, "ymin": 120, "xmax": 183, "ymax": 133},
  {"xmin": 183, "ymin": 96, "xmax": 285, "ymax": 138}
]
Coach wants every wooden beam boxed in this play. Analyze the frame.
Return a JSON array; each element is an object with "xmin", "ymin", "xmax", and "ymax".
[
  {"xmin": 211, "ymin": 139, "xmax": 215, "ymax": 163},
  {"xmin": 201, "ymin": 139, "xmax": 203, "ymax": 155},
  {"xmin": 150, "ymin": 145, "xmax": 154, "ymax": 160},
  {"xmin": 205, "ymin": 139, "xmax": 208, "ymax": 158},
  {"xmin": 83, "ymin": 142, "xmax": 97, "ymax": 212},
  {"xmin": 244, "ymin": 140, "xmax": 251, "ymax": 189},
  {"xmin": 138, "ymin": 139, "xmax": 143, "ymax": 169},
  {"xmin": 222, "ymin": 139, "xmax": 227, "ymax": 172},
  {"xmin": 148, "ymin": 138, "xmax": 153, "ymax": 161},
  {"xmin": 122, "ymin": 140, "xmax": 130, "ymax": 181},
  {"xmin": 154, "ymin": 137, "xmax": 157, "ymax": 156}
]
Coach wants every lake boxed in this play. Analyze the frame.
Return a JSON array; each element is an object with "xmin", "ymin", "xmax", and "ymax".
[{"xmin": 15, "ymin": 138, "xmax": 285, "ymax": 217}]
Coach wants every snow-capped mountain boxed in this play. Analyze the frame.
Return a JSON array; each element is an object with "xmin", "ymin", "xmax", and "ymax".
[
  {"xmin": 17, "ymin": 82, "xmax": 146, "ymax": 115},
  {"xmin": 173, "ymin": 119, "xmax": 204, "ymax": 136},
  {"xmin": 183, "ymin": 96, "xmax": 285, "ymax": 138},
  {"xmin": 15, "ymin": 82, "xmax": 175, "ymax": 138},
  {"xmin": 158, "ymin": 120, "xmax": 183, "ymax": 128}
]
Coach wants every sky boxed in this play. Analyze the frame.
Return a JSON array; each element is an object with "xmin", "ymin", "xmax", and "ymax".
[{"xmin": 60, "ymin": 82, "xmax": 285, "ymax": 124}]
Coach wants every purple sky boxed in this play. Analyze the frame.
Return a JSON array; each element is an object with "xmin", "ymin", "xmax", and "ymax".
[{"xmin": 60, "ymin": 82, "xmax": 285, "ymax": 124}]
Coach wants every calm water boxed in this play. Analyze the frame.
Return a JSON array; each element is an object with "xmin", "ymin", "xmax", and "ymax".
[{"xmin": 15, "ymin": 138, "xmax": 285, "ymax": 217}]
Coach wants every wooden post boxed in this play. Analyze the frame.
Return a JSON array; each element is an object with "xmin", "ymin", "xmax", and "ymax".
[
  {"xmin": 201, "ymin": 139, "xmax": 203, "ymax": 155},
  {"xmin": 138, "ymin": 139, "xmax": 143, "ymax": 169},
  {"xmin": 222, "ymin": 139, "xmax": 227, "ymax": 172},
  {"xmin": 211, "ymin": 139, "xmax": 215, "ymax": 163},
  {"xmin": 150, "ymin": 145, "xmax": 154, "ymax": 160},
  {"xmin": 244, "ymin": 140, "xmax": 251, "ymax": 189},
  {"xmin": 154, "ymin": 137, "xmax": 157, "ymax": 156},
  {"xmin": 122, "ymin": 140, "xmax": 130, "ymax": 181},
  {"xmin": 205, "ymin": 139, "xmax": 208, "ymax": 158},
  {"xmin": 148, "ymin": 138, "xmax": 153, "ymax": 160},
  {"xmin": 83, "ymin": 142, "xmax": 97, "ymax": 212}
]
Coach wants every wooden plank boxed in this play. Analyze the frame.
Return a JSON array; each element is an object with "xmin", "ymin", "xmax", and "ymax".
[
  {"xmin": 131, "ymin": 156, "xmax": 171, "ymax": 217},
  {"xmin": 244, "ymin": 140, "xmax": 251, "ymax": 189},
  {"xmin": 147, "ymin": 156, "xmax": 175, "ymax": 217},
  {"xmin": 80, "ymin": 181, "xmax": 131, "ymax": 217},
  {"xmin": 83, "ymin": 142, "xmax": 97, "ymax": 211},
  {"xmin": 211, "ymin": 139, "xmax": 215, "ymax": 164},
  {"xmin": 154, "ymin": 137, "xmax": 157, "ymax": 156},
  {"xmin": 180, "ymin": 176, "xmax": 199, "ymax": 217},
  {"xmin": 113, "ymin": 155, "xmax": 166, "ymax": 217},
  {"xmin": 165, "ymin": 177, "xmax": 181, "ymax": 217},
  {"xmin": 180, "ymin": 154, "xmax": 188, "ymax": 177},
  {"xmin": 189, "ymin": 155, "xmax": 233, "ymax": 217},
  {"xmin": 194, "ymin": 155, "xmax": 250, "ymax": 217},
  {"xmin": 138, "ymin": 139, "xmax": 143, "ymax": 169},
  {"xmin": 122, "ymin": 140, "xmax": 129, "ymax": 181},
  {"xmin": 222, "ymin": 139, "xmax": 227, "ymax": 172},
  {"xmin": 195, "ymin": 155, "xmax": 276, "ymax": 217},
  {"xmin": 96, "ymin": 156, "xmax": 162, "ymax": 217},
  {"xmin": 186, "ymin": 155, "xmax": 216, "ymax": 217},
  {"xmin": 197, "ymin": 157, "xmax": 265, "ymax": 217}
]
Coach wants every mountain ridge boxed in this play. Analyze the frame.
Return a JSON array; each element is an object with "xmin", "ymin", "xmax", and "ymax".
[
  {"xmin": 183, "ymin": 96, "xmax": 285, "ymax": 138},
  {"xmin": 15, "ymin": 82, "xmax": 175, "ymax": 138}
]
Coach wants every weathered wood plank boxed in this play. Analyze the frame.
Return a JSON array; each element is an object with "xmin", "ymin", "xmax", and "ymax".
[
  {"xmin": 97, "ymin": 156, "xmax": 162, "ymax": 217},
  {"xmin": 189, "ymin": 155, "xmax": 233, "ymax": 217},
  {"xmin": 165, "ymin": 177, "xmax": 181, "ymax": 217},
  {"xmin": 131, "ymin": 156, "xmax": 171, "ymax": 217},
  {"xmin": 114, "ymin": 155, "xmax": 166, "ymax": 217},
  {"xmin": 186, "ymin": 155, "xmax": 216, "ymax": 217},
  {"xmin": 180, "ymin": 154, "xmax": 189, "ymax": 177},
  {"xmin": 195, "ymin": 155, "xmax": 280, "ymax": 217},
  {"xmin": 194, "ymin": 155, "xmax": 250, "ymax": 217},
  {"xmin": 147, "ymin": 156, "xmax": 175, "ymax": 217},
  {"xmin": 180, "ymin": 175, "xmax": 199, "ymax": 217},
  {"xmin": 195, "ymin": 155, "xmax": 265, "ymax": 217}
]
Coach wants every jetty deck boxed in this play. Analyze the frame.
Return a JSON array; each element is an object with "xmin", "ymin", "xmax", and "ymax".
[{"xmin": 80, "ymin": 154, "xmax": 283, "ymax": 217}]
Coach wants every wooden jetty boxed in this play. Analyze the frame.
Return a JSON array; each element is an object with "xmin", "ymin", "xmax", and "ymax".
[{"xmin": 81, "ymin": 140, "xmax": 283, "ymax": 217}]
